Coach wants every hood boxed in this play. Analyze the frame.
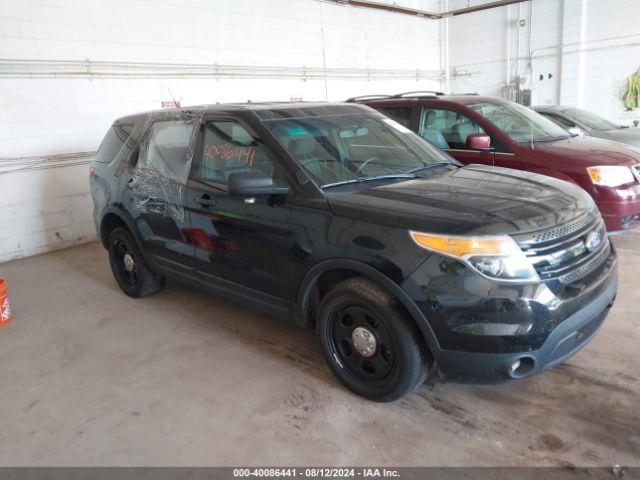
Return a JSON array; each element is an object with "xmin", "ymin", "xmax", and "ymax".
[
  {"xmin": 326, "ymin": 165, "xmax": 594, "ymax": 236},
  {"xmin": 598, "ymin": 128, "xmax": 640, "ymax": 149},
  {"xmin": 525, "ymin": 135, "xmax": 640, "ymax": 167}
]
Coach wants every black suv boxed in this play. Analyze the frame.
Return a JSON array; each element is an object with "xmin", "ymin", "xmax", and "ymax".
[{"xmin": 90, "ymin": 102, "xmax": 618, "ymax": 401}]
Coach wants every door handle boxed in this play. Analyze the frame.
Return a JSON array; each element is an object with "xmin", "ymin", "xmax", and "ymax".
[{"xmin": 195, "ymin": 194, "xmax": 217, "ymax": 207}]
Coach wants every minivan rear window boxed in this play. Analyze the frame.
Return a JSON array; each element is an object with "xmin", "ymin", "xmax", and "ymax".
[{"xmin": 94, "ymin": 123, "xmax": 133, "ymax": 163}]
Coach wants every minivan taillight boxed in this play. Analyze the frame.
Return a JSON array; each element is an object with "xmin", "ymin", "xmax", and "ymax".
[{"xmin": 89, "ymin": 167, "xmax": 95, "ymax": 178}]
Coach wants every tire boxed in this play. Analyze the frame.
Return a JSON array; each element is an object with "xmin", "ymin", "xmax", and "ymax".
[
  {"xmin": 317, "ymin": 276, "xmax": 429, "ymax": 402},
  {"xmin": 108, "ymin": 227, "xmax": 165, "ymax": 298}
]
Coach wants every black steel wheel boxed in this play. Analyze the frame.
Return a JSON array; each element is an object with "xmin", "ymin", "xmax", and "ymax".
[
  {"xmin": 112, "ymin": 237, "xmax": 138, "ymax": 287},
  {"xmin": 328, "ymin": 305, "xmax": 395, "ymax": 384},
  {"xmin": 318, "ymin": 276, "xmax": 430, "ymax": 402},
  {"xmin": 108, "ymin": 227, "xmax": 165, "ymax": 298}
]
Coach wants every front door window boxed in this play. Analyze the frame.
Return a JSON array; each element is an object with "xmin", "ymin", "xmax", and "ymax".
[
  {"xmin": 192, "ymin": 120, "xmax": 276, "ymax": 185},
  {"xmin": 418, "ymin": 108, "xmax": 485, "ymax": 150}
]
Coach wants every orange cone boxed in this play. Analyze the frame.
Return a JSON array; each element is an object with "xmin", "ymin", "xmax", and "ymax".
[{"xmin": 0, "ymin": 278, "xmax": 11, "ymax": 328}]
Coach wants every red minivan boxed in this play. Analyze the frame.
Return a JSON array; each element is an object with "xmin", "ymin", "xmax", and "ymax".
[{"xmin": 358, "ymin": 93, "xmax": 640, "ymax": 231}]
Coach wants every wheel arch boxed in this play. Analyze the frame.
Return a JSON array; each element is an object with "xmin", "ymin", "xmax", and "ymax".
[
  {"xmin": 295, "ymin": 259, "xmax": 440, "ymax": 352},
  {"xmin": 99, "ymin": 207, "xmax": 144, "ymax": 250}
]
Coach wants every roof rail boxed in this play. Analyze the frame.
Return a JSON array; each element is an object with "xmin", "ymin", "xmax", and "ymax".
[
  {"xmin": 392, "ymin": 90, "xmax": 445, "ymax": 98},
  {"xmin": 450, "ymin": 92, "xmax": 478, "ymax": 95},
  {"xmin": 346, "ymin": 94, "xmax": 392, "ymax": 102}
]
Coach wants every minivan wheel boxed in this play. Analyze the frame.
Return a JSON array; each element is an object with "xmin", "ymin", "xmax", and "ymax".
[
  {"xmin": 108, "ymin": 227, "xmax": 165, "ymax": 298},
  {"xmin": 317, "ymin": 276, "xmax": 429, "ymax": 402}
]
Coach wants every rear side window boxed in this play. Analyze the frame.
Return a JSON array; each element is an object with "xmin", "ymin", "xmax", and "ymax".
[
  {"xmin": 130, "ymin": 118, "xmax": 199, "ymax": 222},
  {"xmin": 377, "ymin": 107, "xmax": 413, "ymax": 128},
  {"xmin": 140, "ymin": 120, "xmax": 196, "ymax": 183},
  {"xmin": 95, "ymin": 123, "xmax": 133, "ymax": 163}
]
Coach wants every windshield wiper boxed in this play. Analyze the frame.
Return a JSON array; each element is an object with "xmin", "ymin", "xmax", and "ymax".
[
  {"xmin": 519, "ymin": 135, "xmax": 571, "ymax": 144},
  {"xmin": 405, "ymin": 161, "xmax": 457, "ymax": 175},
  {"xmin": 321, "ymin": 163, "xmax": 458, "ymax": 189},
  {"xmin": 321, "ymin": 173, "xmax": 416, "ymax": 189}
]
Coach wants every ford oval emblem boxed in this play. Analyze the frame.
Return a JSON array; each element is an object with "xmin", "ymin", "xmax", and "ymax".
[{"xmin": 585, "ymin": 230, "xmax": 603, "ymax": 252}]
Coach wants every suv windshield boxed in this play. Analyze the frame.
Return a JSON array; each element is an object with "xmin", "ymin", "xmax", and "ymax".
[
  {"xmin": 470, "ymin": 101, "xmax": 571, "ymax": 143},
  {"xmin": 262, "ymin": 112, "xmax": 455, "ymax": 188},
  {"xmin": 564, "ymin": 108, "xmax": 623, "ymax": 131}
]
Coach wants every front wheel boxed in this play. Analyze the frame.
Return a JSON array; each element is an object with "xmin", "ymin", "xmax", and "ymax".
[{"xmin": 317, "ymin": 276, "xmax": 429, "ymax": 402}]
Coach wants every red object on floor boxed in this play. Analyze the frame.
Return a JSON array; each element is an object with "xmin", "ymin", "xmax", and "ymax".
[{"xmin": 0, "ymin": 278, "xmax": 11, "ymax": 328}]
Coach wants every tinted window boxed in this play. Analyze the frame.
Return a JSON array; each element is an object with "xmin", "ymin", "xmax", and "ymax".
[
  {"xmin": 564, "ymin": 108, "xmax": 621, "ymax": 131},
  {"xmin": 541, "ymin": 113, "xmax": 575, "ymax": 130},
  {"xmin": 264, "ymin": 112, "xmax": 455, "ymax": 187},
  {"xmin": 419, "ymin": 108, "xmax": 485, "ymax": 150},
  {"xmin": 194, "ymin": 121, "xmax": 275, "ymax": 184},
  {"xmin": 95, "ymin": 123, "xmax": 133, "ymax": 163},
  {"xmin": 377, "ymin": 107, "xmax": 413, "ymax": 128},
  {"xmin": 142, "ymin": 121, "xmax": 195, "ymax": 182}
]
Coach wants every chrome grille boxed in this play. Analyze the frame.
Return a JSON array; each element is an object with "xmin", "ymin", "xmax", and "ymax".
[
  {"xmin": 556, "ymin": 241, "xmax": 610, "ymax": 284},
  {"xmin": 516, "ymin": 212, "xmax": 610, "ymax": 284},
  {"xmin": 528, "ymin": 209, "xmax": 598, "ymax": 244}
]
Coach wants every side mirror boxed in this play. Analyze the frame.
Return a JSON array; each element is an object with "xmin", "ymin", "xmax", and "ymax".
[
  {"xmin": 227, "ymin": 170, "xmax": 290, "ymax": 197},
  {"xmin": 466, "ymin": 133, "xmax": 492, "ymax": 151},
  {"xmin": 568, "ymin": 126, "xmax": 582, "ymax": 136}
]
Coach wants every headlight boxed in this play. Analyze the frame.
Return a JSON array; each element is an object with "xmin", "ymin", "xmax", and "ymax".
[
  {"xmin": 586, "ymin": 166, "xmax": 635, "ymax": 187},
  {"xmin": 409, "ymin": 231, "xmax": 539, "ymax": 282}
]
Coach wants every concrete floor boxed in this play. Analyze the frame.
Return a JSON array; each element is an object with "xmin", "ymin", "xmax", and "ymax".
[{"xmin": 0, "ymin": 235, "xmax": 638, "ymax": 467}]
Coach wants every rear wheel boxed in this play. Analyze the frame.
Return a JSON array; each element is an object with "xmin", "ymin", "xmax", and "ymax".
[
  {"xmin": 317, "ymin": 276, "xmax": 429, "ymax": 402},
  {"xmin": 108, "ymin": 227, "xmax": 165, "ymax": 297}
]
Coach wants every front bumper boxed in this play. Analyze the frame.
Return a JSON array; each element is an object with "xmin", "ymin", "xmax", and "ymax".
[
  {"xmin": 600, "ymin": 202, "xmax": 640, "ymax": 231},
  {"xmin": 594, "ymin": 183, "xmax": 640, "ymax": 231},
  {"xmin": 402, "ymin": 240, "xmax": 618, "ymax": 383},
  {"xmin": 432, "ymin": 271, "xmax": 616, "ymax": 382}
]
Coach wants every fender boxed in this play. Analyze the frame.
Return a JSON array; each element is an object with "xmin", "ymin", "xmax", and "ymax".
[
  {"xmin": 540, "ymin": 171, "xmax": 582, "ymax": 187},
  {"xmin": 99, "ymin": 205, "xmax": 146, "ymax": 250},
  {"xmin": 506, "ymin": 163, "xmax": 595, "ymax": 197},
  {"xmin": 296, "ymin": 258, "xmax": 441, "ymax": 352},
  {"xmin": 532, "ymin": 170, "xmax": 596, "ymax": 198}
]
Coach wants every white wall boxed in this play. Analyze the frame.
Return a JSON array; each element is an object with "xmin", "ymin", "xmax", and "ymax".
[
  {"xmin": 448, "ymin": 0, "xmax": 640, "ymax": 126},
  {"xmin": 0, "ymin": 0, "xmax": 442, "ymax": 263},
  {"xmin": 8, "ymin": 0, "xmax": 640, "ymax": 263}
]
